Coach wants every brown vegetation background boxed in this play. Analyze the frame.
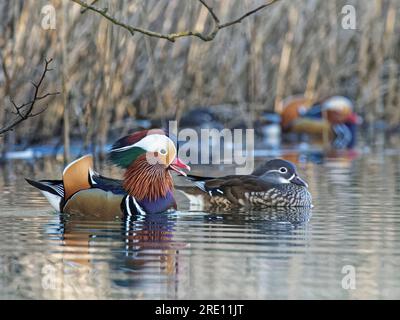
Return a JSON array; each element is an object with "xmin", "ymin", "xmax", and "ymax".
[{"xmin": 0, "ymin": 0, "xmax": 399, "ymax": 155}]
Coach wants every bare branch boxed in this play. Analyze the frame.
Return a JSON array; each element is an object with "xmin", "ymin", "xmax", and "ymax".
[
  {"xmin": 70, "ymin": 0, "xmax": 279, "ymax": 42},
  {"xmin": 220, "ymin": 1, "xmax": 279, "ymax": 29},
  {"xmin": 198, "ymin": 0, "xmax": 220, "ymax": 24},
  {"xmin": 0, "ymin": 59, "xmax": 60, "ymax": 135},
  {"xmin": 80, "ymin": 0, "xmax": 99, "ymax": 14},
  {"xmin": 29, "ymin": 105, "xmax": 51, "ymax": 118}
]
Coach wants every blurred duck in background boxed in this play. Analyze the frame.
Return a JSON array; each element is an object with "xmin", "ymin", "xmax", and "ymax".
[
  {"xmin": 179, "ymin": 107, "xmax": 225, "ymax": 131},
  {"xmin": 280, "ymin": 95, "xmax": 361, "ymax": 149}
]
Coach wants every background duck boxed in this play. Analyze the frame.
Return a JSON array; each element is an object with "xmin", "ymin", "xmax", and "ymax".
[
  {"xmin": 176, "ymin": 159, "xmax": 312, "ymax": 209},
  {"xmin": 26, "ymin": 129, "xmax": 190, "ymax": 217},
  {"xmin": 280, "ymin": 95, "xmax": 360, "ymax": 149}
]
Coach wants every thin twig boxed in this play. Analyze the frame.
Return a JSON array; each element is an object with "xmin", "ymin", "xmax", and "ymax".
[
  {"xmin": 198, "ymin": 0, "xmax": 220, "ymax": 24},
  {"xmin": 0, "ymin": 59, "xmax": 60, "ymax": 135},
  {"xmin": 220, "ymin": 1, "xmax": 278, "ymax": 29},
  {"xmin": 80, "ymin": 0, "xmax": 99, "ymax": 14},
  {"xmin": 70, "ymin": 0, "xmax": 279, "ymax": 42}
]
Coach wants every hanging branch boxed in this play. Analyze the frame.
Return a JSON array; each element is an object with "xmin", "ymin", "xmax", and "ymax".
[
  {"xmin": 0, "ymin": 58, "xmax": 60, "ymax": 135},
  {"xmin": 80, "ymin": 0, "xmax": 99, "ymax": 14},
  {"xmin": 71, "ymin": 0, "xmax": 279, "ymax": 42}
]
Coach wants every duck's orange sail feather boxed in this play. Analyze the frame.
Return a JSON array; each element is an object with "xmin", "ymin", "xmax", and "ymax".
[{"xmin": 63, "ymin": 155, "xmax": 94, "ymax": 200}]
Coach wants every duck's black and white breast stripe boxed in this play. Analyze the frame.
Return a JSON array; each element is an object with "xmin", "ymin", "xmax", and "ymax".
[{"xmin": 121, "ymin": 195, "xmax": 146, "ymax": 216}]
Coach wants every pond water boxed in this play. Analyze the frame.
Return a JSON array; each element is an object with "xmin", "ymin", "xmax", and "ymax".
[{"xmin": 1, "ymin": 150, "xmax": 400, "ymax": 299}]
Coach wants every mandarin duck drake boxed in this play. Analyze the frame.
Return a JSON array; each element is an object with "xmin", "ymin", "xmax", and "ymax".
[
  {"xmin": 280, "ymin": 95, "xmax": 359, "ymax": 148},
  {"xmin": 26, "ymin": 129, "xmax": 190, "ymax": 217},
  {"xmin": 177, "ymin": 159, "xmax": 312, "ymax": 209}
]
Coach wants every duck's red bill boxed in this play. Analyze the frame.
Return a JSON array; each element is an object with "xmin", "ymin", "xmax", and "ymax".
[{"xmin": 169, "ymin": 157, "xmax": 190, "ymax": 176}]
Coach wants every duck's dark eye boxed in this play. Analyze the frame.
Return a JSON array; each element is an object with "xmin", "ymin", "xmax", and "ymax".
[
  {"xmin": 279, "ymin": 167, "xmax": 288, "ymax": 174},
  {"xmin": 159, "ymin": 148, "xmax": 167, "ymax": 155}
]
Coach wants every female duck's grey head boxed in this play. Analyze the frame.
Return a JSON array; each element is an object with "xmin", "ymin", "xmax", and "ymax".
[{"xmin": 256, "ymin": 159, "xmax": 309, "ymax": 188}]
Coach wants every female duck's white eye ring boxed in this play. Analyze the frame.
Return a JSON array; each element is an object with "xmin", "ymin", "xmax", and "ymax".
[
  {"xmin": 159, "ymin": 148, "xmax": 167, "ymax": 155},
  {"xmin": 279, "ymin": 167, "xmax": 288, "ymax": 174}
]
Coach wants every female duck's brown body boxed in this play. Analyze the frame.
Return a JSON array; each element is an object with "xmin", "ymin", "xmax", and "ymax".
[{"xmin": 178, "ymin": 159, "xmax": 312, "ymax": 209}]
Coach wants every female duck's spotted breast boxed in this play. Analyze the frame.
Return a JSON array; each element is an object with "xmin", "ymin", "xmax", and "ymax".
[
  {"xmin": 208, "ymin": 184, "xmax": 312, "ymax": 208},
  {"xmin": 244, "ymin": 184, "xmax": 312, "ymax": 207}
]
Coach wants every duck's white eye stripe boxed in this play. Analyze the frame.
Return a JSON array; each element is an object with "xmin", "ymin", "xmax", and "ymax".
[
  {"xmin": 111, "ymin": 145, "xmax": 134, "ymax": 152},
  {"xmin": 133, "ymin": 134, "xmax": 173, "ymax": 153},
  {"xmin": 266, "ymin": 169, "xmax": 279, "ymax": 174}
]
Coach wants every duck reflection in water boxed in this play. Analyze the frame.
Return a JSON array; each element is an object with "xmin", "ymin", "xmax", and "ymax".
[
  {"xmin": 58, "ymin": 212, "xmax": 186, "ymax": 290},
  {"xmin": 204, "ymin": 206, "xmax": 312, "ymax": 232}
]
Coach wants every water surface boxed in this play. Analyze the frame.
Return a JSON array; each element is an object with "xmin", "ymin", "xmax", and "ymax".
[{"xmin": 1, "ymin": 152, "xmax": 400, "ymax": 299}]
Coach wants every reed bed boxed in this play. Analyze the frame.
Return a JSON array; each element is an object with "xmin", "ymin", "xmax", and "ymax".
[{"xmin": 0, "ymin": 0, "xmax": 399, "ymax": 156}]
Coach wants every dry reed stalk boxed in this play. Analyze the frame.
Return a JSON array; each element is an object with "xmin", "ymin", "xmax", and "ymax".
[
  {"xmin": 61, "ymin": 0, "xmax": 71, "ymax": 164},
  {"xmin": 274, "ymin": 4, "xmax": 299, "ymax": 113},
  {"xmin": 305, "ymin": 59, "xmax": 320, "ymax": 103},
  {"xmin": 0, "ymin": 0, "xmax": 399, "ymax": 150}
]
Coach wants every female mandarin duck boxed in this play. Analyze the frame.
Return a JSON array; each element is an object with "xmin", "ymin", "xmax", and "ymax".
[
  {"xmin": 178, "ymin": 159, "xmax": 312, "ymax": 209},
  {"xmin": 26, "ymin": 129, "xmax": 190, "ymax": 216}
]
